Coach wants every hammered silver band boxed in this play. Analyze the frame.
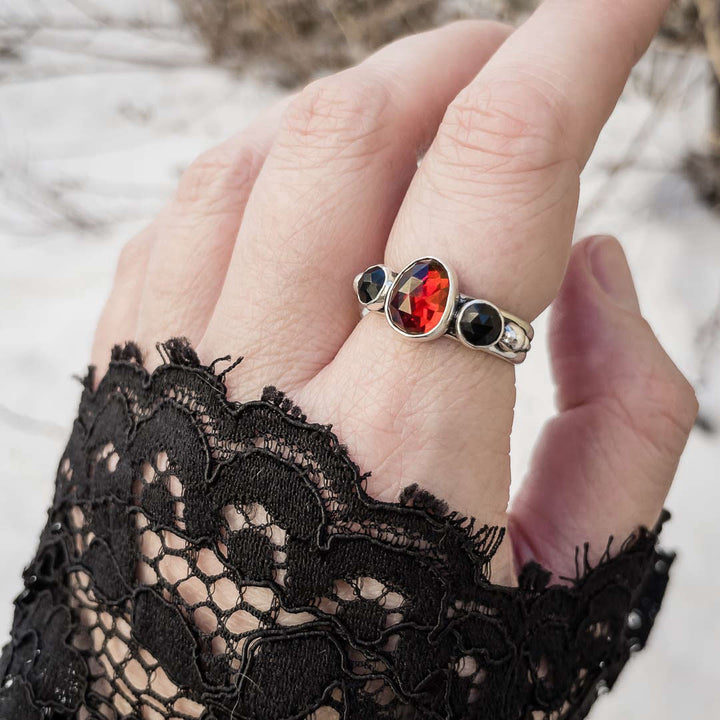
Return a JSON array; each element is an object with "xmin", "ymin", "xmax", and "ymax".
[{"xmin": 354, "ymin": 257, "xmax": 533, "ymax": 365}]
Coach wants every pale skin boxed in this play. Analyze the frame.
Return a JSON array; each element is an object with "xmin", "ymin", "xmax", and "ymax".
[{"xmin": 92, "ymin": 0, "xmax": 698, "ymax": 595}]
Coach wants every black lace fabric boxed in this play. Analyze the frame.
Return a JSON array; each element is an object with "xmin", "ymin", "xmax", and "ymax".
[{"xmin": 0, "ymin": 339, "xmax": 674, "ymax": 720}]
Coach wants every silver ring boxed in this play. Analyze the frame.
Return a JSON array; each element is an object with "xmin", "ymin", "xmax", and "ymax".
[{"xmin": 354, "ymin": 257, "xmax": 533, "ymax": 364}]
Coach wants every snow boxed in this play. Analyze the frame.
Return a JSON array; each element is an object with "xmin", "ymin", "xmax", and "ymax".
[{"xmin": 1, "ymin": 2, "xmax": 718, "ymax": 716}]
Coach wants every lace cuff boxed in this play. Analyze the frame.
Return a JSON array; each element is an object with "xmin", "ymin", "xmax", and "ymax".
[{"xmin": 0, "ymin": 339, "xmax": 674, "ymax": 720}]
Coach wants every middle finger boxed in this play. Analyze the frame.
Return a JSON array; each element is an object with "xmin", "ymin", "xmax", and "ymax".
[{"xmin": 200, "ymin": 21, "xmax": 511, "ymax": 397}]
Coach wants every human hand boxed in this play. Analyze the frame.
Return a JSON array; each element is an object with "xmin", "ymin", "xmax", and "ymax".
[{"xmin": 91, "ymin": 0, "xmax": 697, "ymax": 585}]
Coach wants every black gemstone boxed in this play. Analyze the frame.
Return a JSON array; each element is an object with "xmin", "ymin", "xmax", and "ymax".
[
  {"xmin": 357, "ymin": 265, "xmax": 386, "ymax": 304},
  {"xmin": 458, "ymin": 301, "xmax": 503, "ymax": 347}
]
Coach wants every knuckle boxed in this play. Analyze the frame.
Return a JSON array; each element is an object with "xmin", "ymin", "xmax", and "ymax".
[
  {"xmin": 116, "ymin": 232, "xmax": 151, "ymax": 278},
  {"xmin": 437, "ymin": 74, "xmax": 576, "ymax": 178},
  {"xmin": 662, "ymin": 368, "xmax": 699, "ymax": 437},
  {"xmin": 464, "ymin": 18, "xmax": 514, "ymax": 44},
  {"xmin": 175, "ymin": 143, "xmax": 260, "ymax": 209},
  {"xmin": 278, "ymin": 73, "xmax": 393, "ymax": 158},
  {"xmin": 622, "ymin": 361, "xmax": 698, "ymax": 455}
]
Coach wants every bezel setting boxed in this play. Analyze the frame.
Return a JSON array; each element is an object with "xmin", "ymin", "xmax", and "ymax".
[
  {"xmin": 384, "ymin": 256, "xmax": 457, "ymax": 342},
  {"xmin": 455, "ymin": 299, "xmax": 505, "ymax": 349},
  {"xmin": 353, "ymin": 264, "xmax": 395, "ymax": 312}
]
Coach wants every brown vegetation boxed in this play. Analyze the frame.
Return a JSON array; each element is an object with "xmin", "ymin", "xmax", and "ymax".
[
  {"xmin": 176, "ymin": 0, "xmax": 702, "ymax": 86},
  {"xmin": 176, "ymin": 0, "xmax": 443, "ymax": 85}
]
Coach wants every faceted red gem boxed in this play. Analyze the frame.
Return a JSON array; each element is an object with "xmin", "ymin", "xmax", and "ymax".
[{"xmin": 388, "ymin": 259, "xmax": 450, "ymax": 335}]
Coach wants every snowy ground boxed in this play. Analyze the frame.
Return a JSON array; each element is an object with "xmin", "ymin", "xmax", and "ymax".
[{"xmin": 1, "ymin": 1, "xmax": 719, "ymax": 717}]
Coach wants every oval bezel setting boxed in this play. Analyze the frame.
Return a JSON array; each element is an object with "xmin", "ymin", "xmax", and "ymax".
[{"xmin": 385, "ymin": 257, "xmax": 456, "ymax": 341}]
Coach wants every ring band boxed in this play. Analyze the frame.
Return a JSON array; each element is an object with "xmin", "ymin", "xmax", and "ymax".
[{"xmin": 354, "ymin": 257, "xmax": 533, "ymax": 364}]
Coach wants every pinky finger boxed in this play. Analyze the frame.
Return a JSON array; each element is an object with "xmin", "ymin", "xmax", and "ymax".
[{"xmin": 90, "ymin": 227, "xmax": 154, "ymax": 375}]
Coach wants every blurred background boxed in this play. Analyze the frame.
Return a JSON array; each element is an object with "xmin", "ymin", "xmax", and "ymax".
[{"xmin": 1, "ymin": 1, "xmax": 719, "ymax": 716}]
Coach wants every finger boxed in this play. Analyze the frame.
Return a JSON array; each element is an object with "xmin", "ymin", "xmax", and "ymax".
[
  {"xmin": 389, "ymin": 0, "xmax": 671, "ymax": 321},
  {"xmin": 509, "ymin": 237, "xmax": 698, "ymax": 578},
  {"xmin": 134, "ymin": 99, "xmax": 290, "ymax": 359},
  {"xmin": 200, "ymin": 21, "xmax": 512, "ymax": 396},
  {"xmin": 320, "ymin": 0, "xmax": 671, "ymax": 529},
  {"xmin": 91, "ymin": 227, "xmax": 154, "ymax": 373}
]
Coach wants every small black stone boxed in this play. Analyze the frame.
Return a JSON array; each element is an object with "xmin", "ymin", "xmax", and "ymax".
[
  {"xmin": 458, "ymin": 301, "xmax": 503, "ymax": 347},
  {"xmin": 357, "ymin": 266, "xmax": 386, "ymax": 304}
]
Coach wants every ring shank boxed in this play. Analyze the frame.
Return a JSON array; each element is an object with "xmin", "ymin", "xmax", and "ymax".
[{"xmin": 355, "ymin": 259, "xmax": 533, "ymax": 365}]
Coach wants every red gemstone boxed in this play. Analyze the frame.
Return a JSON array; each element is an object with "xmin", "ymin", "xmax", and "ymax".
[{"xmin": 388, "ymin": 259, "xmax": 451, "ymax": 335}]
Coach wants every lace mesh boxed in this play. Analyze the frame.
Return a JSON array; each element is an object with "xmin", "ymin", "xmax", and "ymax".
[{"xmin": 0, "ymin": 339, "xmax": 673, "ymax": 720}]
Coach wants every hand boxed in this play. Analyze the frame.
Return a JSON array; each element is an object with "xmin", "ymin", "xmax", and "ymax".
[{"xmin": 92, "ymin": 0, "xmax": 697, "ymax": 584}]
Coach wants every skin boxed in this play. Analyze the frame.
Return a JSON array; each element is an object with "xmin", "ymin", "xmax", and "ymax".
[{"xmin": 91, "ymin": 0, "xmax": 697, "ymax": 587}]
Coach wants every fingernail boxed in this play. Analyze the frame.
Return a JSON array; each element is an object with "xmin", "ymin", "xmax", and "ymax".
[{"xmin": 587, "ymin": 235, "xmax": 641, "ymax": 313}]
